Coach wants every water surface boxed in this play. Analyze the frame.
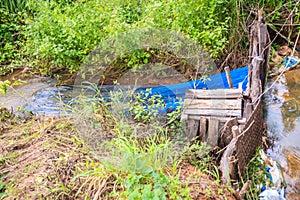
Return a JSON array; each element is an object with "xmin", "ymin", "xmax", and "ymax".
[{"xmin": 264, "ymin": 69, "xmax": 300, "ymax": 199}]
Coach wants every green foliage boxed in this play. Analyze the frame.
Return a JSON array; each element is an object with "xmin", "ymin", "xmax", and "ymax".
[
  {"xmin": 0, "ymin": 0, "xmax": 27, "ymax": 13},
  {"xmin": 242, "ymin": 148, "xmax": 269, "ymax": 200},
  {"xmin": 0, "ymin": 81, "xmax": 11, "ymax": 96},
  {"xmin": 0, "ymin": 9, "xmax": 26, "ymax": 74},
  {"xmin": 129, "ymin": 89, "xmax": 165, "ymax": 123},
  {"xmin": 0, "ymin": 80, "xmax": 25, "ymax": 96},
  {"xmin": 0, "ymin": 179, "xmax": 7, "ymax": 199},
  {"xmin": 102, "ymin": 119, "xmax": 179, "ymax": 173},
  {"xmin": 26, "ymin": 0, "xmax": 108, "ymax": 73},
  {"xmin": 124, "ymin": 50, "xmax": 151, "ymax": 71},
  {"xmin": 121, "ymin": 170, "xmax": 189, "ymax": 200},
  {"xmin": 182, "ymin": 142, "xmax": 212, "ymax": 171},
  {"xmin": 69, "ymin": 86, "xmax": 214, "ymax": 199},
  {"xmin": 1, "ymin": 0, "xmax": 299, "ymax": 76},
  {"xmin": 166, "ymin": 105, "xmax": 185, "ymax": 136},
  {"xmin": 25, "ymin": 0, "xmax": 235, "ymax": 74}
]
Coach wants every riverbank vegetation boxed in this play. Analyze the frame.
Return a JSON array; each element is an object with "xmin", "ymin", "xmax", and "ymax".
[
  {"xmin": 1, "ymin": 0, "xmax": 299, "ymax": 76},
  {"xmin": 1, "ymin": 0, "xmax": 300, "ymax": 199}
]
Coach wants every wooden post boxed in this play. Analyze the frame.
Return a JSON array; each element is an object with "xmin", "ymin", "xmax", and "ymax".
[
  {"xmin": 257, "ymin": 9, "xmax": 264, "ymax": 56},
  {"xmin": 229, "ymin": 156, "xmax": 237, "ymax": 181},
  {"xmin": 232, "ymin": 125, "xmax": 240, "ymax": 138},
  {"xmin": 239, "ymin": 180, "xmax": 251, "ymax": 199},
  {"xmin": 225, "ymin": 66, "xmax": 233, "ymax": 88},
  {"xmin": 244, "ymin": 101, "xmax": 253, "ymax": 120},
  {"xmin": 258, "ymin": 9, "xmax": 270, "ymax": 90},
  {"xmin": 250, "ymin": 56, "xmax": 263, "ymax": 101},
  {"xmin": 247, "ymin": 8, "xmax": 269, "ymax": 95},
  {"xmin": 220, "ymin": 138, "xmax": 237, "ymax": 184}
]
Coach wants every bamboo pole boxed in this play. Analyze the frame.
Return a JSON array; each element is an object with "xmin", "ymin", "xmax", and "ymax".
[{"xmin": 225, "ymin": 66, "xmax": 233, "ymax": 88}]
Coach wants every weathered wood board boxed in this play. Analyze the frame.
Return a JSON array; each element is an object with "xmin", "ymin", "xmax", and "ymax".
[
  {"xmin": 207, "ymin": 117, "xmax": 219, "ymax": 147},
  {"xmin": 184, "ymin": 99, "xmax": 242, "ymax": 110},
  {"xmin": 183, "ymin": 119, "xmax": 199, "ymax": 141},
  {"xmin": 183, "ymin": 108, "xmax": 241, "ymax": 118},
  {"xmin": 185, "ymin": 89, "xmax": 243, "ymax": 99},
  {"xmin": 182, "ymin": 88, "xmax": 244, "ymax": 146}
]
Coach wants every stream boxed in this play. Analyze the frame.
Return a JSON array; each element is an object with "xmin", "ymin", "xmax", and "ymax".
[
  {"xmin": 1, "ymin": 69, "xmax": 300, "ymax": 198},
  {"xmin": 264, "ymin": 69, "xmax": 300, "ymax": 199}
]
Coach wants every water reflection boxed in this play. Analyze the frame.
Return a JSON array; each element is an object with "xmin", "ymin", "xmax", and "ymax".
[{"xmin": 265, "ymin": 69, "xmax": 300, "ymax": 199}]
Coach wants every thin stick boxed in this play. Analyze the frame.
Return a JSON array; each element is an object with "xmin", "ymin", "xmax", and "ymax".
[
  {"xmin": 272, "ymin": 23, "xmax": 300, "ymax": 27},
  {"xmin": 267, "ymin": 24, "xmax": 291, "ymax": 44},
  {"xmin": 216, "ymin": 121, "xmax": 255, "ymax": 155},
  {"xmin": 262, "ymin": 0, "xmax": 300, "ymax": 55},
  {"xmin": 252, "ymin": 26, "xmax": 300, "ymax": 105},
  {"xmin": 292, "ymin": 30, "xmax": 300, "ymax": 57}
]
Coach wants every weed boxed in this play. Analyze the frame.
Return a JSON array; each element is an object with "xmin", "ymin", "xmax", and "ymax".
[
  {"xmin": 182, "ymin": 141, "xmax": 212, "ymax": 171},
  {"xmin": 218, "ymin": 188, "xmax": 223, "ymax": 195},
  {"xmin": 0, "ymin": 79, "xmax": 26, "ymax": 96},
  {"xmin": 205, "ymin": 187, "xmax": 212, "ymax": 198},
  {"xmin": 0, "ymin": 180, "xmax": 7, "ymax": 199},
  {"xmin": 241, "ymin": 148, "xmax": 270, "ymax": 200}
]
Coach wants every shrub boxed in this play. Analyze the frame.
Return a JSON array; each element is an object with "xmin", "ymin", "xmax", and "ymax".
[
  {"xmin": 0, "ymin": 9, "xmax": 26, "ymax": 75},
  {"xmin": 25, "ymin": 0, "xmax": 235, "ymax": 74}
]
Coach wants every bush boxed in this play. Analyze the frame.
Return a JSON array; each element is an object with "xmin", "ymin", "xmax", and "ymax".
[
  {"xmin": 25, "ymin": 0, "xmax": 235, "ymax": 74},
  {"xmin": 0, "ymin": 9, "xmax": 26, "ymax": 75}
]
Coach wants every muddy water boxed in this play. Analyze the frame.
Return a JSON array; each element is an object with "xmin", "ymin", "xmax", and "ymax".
[
  {"xmin": 264, "ymin": 69, "xmax": 300, "ymax": 199},
  {"xmin": 0, "ymin": 79, "xmax": 102, "ymax": 116},
  {"xmin": 0, "ymin": 77, "xmax": 55, "ymax": 113}
]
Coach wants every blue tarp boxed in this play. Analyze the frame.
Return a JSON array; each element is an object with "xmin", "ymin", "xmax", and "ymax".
[
  {"xmin": 134, "ymin": 66, "xmax": 248, "ymax": 113},
  {"xmin": 27, "ymin": 66, "xmax": 249, "ymax": 116}
]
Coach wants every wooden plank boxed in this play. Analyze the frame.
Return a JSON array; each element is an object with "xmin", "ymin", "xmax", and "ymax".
[
  {"xmin": 259, "ymin": 23, "xmax": 269, "ymax": 89},
  {"xmin": 187, "ymin": 115, "xmax": 245, "ymax": 124},
  {"xmin": 258, "ymin": 9, "xmax": 265, "ymax": 56},
  {"xmin": 199, "ymin": 117, "xmax": 207, "ymax": 141},
  {"xmin": 183, "ymin": 108, "xmax": 242, "ymax": 118},
  {"xmin": 181, "ymin": 113, "xmax": 188, "ymax": 120},
  {"xmin": 206, "ymin": 117, "xmax": 219, "ymax": 147},
  {"xmin": 184, "ymin": 99, "xmax": 242, "ymax": 110},
  {"xmin": 185, "ymin": 89, "xmax": 243, "ymax": 99},
  {"xmin": 220, "ymin": 137, "xmax": 237, "ymax": 184},
  {"xmin": 188, "ymin": 115, "xmax": 233, "ymax": 123},
  {"xmin": 186, "ymin": 115, "xmax": 246, "ymax": 125},
  {"xmin": 183, "ymin": 119, "xmax": 199, "ymax": 141}
]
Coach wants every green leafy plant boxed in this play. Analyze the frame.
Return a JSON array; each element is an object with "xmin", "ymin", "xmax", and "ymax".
[
  {"xmin": 121, "ymin": 170, "xmax": 189, "ymax": 200},
  {"xmin": 241, "ymin": 148, "xmax": 270, "ymax": 200},
  {"xmin": 128, "ymin": 89, "xmax": 165, "ymax": 123},
  {"xmin": 0, "ymin": 79, "xmax": 26, "ymax": 96},
  {"xmin": 0, "ymin": 180, "xmax": 7, "ymax": 199},
  {"xmin": 0, "ymin": 0, "xmax": 27, "ymax": 13},
  {"xmin": 0, "ymin": 9, "xmax": 26, "ymax": 74},
  {"xmin": 25, "ymin": 0, "xmax": 236, "ymax": 74}
]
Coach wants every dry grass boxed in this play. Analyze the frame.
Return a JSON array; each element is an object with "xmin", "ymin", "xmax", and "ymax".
[{"xmin": 0, "ymin": 109, "xmax": 236, "ymax": 199}]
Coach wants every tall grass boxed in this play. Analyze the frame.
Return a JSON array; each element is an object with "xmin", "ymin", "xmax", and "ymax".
[{"xmin": 0, "ymin": 0, "xmax": 27, "ymax": 13}]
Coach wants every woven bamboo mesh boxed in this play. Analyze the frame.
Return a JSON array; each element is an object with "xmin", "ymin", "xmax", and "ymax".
[{"xmin": 236, "ymin": 99, "xmax": 263, "ymax": 177}]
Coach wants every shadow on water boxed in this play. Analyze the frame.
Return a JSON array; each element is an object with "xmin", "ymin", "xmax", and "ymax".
[{"xmin": 264, "ymin": 68, "xmax": 300, "ymax": 199}]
